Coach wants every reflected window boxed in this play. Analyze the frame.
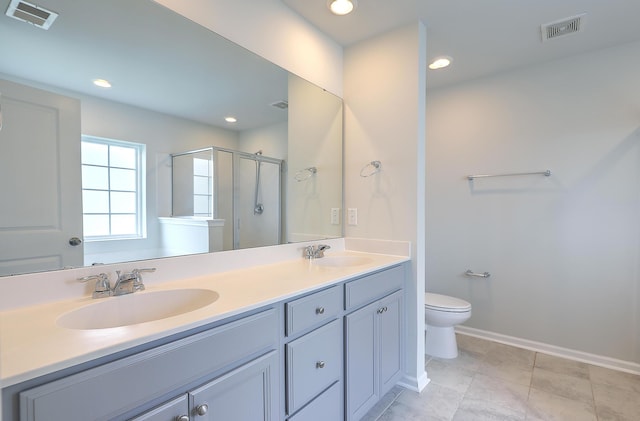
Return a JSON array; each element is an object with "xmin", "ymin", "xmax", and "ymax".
[
  {"xmin": 81, "ymin": 136, "xmax": 146, "ymax": 240},
  {"xmin": 193, "ymin": 157, "xmax": 213, "ymax": 217}
]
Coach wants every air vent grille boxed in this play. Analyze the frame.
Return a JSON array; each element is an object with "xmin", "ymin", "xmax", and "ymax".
[
  {"xmin": 5, "ymin": 0, "xmax": 58, "ymax": 30},
  {"xmin": 541, "ymin": 13, "xmax": 586, "ymax": 42},
  {"xmin": 270, "ymin": 100, "xmax": 289, "ymax": 110}
]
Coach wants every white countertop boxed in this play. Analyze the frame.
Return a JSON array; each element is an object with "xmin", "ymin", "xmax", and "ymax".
[{"xmin": 0, "ymin": 250, "xmax": 408, "ymax": 387}]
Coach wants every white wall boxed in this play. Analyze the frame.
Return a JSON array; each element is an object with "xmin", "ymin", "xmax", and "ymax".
[
  {"xmin": 344, "ymin": 23, "xmax": 428, "ymax": 391},
  {"xmin": 426, "ymin": 40, "xmax": 640, "ymax": 365},
  {"xmin": 288, "ymin": 74, "xmax": 343, "ymax": 242}
]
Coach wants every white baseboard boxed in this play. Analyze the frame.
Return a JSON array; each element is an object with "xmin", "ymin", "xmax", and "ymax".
[
  {"xmin": 397, "ymin": 372, "xmax": 430, "ymax": 393},
  {"xmin": 456, "ymin": 325, "xmax": 640, "ymax": 376}
]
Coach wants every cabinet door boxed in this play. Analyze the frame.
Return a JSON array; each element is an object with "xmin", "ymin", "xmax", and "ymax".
[
  {"xmin": 345, "ymin": 300, "xmax": 378, "ymax": 421},
  {"xmin": 189, "ymin": 351, "xmax": 279, "ymax": 421},
  {"xmin": 129, "ymin": 395, "xmax": 189, "ymax": 421},
  {"xmin": 288, "ymin": 381, "xmax": 342, "ymax": 421},
  {"xmin": 378, "ymin": 290, "xmax": 403, "ymax": 397}
]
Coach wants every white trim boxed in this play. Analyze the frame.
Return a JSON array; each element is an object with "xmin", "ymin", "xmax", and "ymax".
[
  {"xmin": 397, "ymin": 372, "xmax": 430, "ymax": 393},
  {"xmin": 456, "ymin": 325, "xmax": 640, "ymax": 376}
]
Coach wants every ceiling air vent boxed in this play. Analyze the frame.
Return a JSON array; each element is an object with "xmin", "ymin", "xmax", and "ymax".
[
  {"xmin": 541, "ymin": 13, "xmax": 586, "ymax": 42},
  {"xmin": 270, "ymin": 100, "xmax": 289, "ymax": 110},
  {"xmin": 5, "ymin": 0, "xmax": 58, "ymax": 30}
]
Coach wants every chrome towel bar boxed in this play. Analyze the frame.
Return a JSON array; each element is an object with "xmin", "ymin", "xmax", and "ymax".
[
  {"xmin": 467, "ymin": 170, "xmax": 551, "ymax": 180},
  {"xmin": 465, "ymin": 270, "xmax": 490, "ymax": 278}
]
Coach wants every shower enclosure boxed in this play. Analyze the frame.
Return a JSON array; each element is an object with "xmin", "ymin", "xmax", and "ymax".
[{"xmin": 170, "ymin": 147, "xmax": 282, "ymax": 251}]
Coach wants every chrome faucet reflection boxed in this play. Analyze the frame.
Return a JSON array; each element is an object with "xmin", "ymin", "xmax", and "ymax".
[
  {"xmin": 303, "ymin": 244, "xmax": 331, "ymax": 259},
  {"xmin": 78, "ymin": 268, "xmax": 156, "ymax": 298}
]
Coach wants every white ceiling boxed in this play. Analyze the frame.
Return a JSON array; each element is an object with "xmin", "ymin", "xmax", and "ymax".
[
  {"xmin": 283, "ymin": 0, "xmax": 640, "ymax": 88},
  {"xmin": 4, "ymin": 0, "xmax": 640, "ymax": 130}
]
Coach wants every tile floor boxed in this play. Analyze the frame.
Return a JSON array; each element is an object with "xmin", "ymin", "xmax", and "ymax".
[{"xmin": 363, "ymin": 334, "xmax": 640, "ymax": 421}]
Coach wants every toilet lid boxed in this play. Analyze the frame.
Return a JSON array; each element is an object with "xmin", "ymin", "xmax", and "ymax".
[{"xmin": 425, "ymin": 293, "xmax": 471, "ymax": 311}]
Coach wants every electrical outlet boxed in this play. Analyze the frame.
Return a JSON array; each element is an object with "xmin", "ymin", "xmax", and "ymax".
[
  {"xmin": 331, "ymin": 208, "xmax": 340, "ymax": 225},
  {"xmin": 348, "ymin": 208, "xmax": 357, "ymax": 225}
]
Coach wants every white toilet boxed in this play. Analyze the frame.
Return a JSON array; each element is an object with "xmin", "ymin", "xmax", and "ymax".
[{"xmin": 424, "ymin": 293, "xmax": 472, "ymax": 359}]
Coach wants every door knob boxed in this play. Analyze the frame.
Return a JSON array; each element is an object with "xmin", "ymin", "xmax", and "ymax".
[{"xmin": 69, "ymin": 237, "xmax": 82, "ymax": 246}]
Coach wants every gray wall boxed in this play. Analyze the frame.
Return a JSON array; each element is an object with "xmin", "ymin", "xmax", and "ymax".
[{"xmin": 426, "ymin": 40, "xmax": 640, "ymax": 364}]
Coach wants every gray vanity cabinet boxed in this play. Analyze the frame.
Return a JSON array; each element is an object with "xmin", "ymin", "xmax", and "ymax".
[
  {"xmin": 344, "ymin": 265, "xmax": 404, "ymax": 421},
  {"xmin": 18, "ymin": 309, "xmax": 279, "ymax": 421},
  {"xmin": 128, "ymin": 396, "xmax": 188, "ymax": 421},
  {"xmin": 131, "ymin": 351, "xmax": 278, "ymax": 421},
  {"xmin": 284, "ymin": 285, "xmax": 343, "ymax": 420}
]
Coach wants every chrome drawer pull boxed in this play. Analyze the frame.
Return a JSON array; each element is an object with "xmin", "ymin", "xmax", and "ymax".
[
  {"xmin": 196, "ymin": 403, "xmax": 209, "ymax": 416},
  {"xmin": 316, "ymin": 361, "xmax": 326, "ymax": 369},
  {"xmin": 316, "ymin": 307, "xmax": 325, "ymax": 315},
  {"xmin": 176, "ymin": 416, "xmax": 189, "ymax": 421}
]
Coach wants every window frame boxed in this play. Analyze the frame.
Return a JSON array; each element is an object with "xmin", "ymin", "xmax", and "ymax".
[{"xmin": 81, "ymin": 135, "xmax": 146, "ymax": 241}]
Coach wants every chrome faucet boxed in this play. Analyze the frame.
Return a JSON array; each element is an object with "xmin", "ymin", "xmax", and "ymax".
[
  {"xmin": 303, "ymin": 244, "xmax": 331, "ymax": 259},
  {"xmin": 113, "ymin": 268, "xmax": 156, "ymax": 296},
  {"xmin": 78, "ymin": 268, "xmax": 156, "ymax": 298}
]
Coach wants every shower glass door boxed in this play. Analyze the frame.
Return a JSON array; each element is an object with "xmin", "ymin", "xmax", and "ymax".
[{"xmin": 235, "ymin": 155, "xmax": 281, "ymax": 249}]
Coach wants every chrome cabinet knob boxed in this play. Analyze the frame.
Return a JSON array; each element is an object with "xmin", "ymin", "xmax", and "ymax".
[
  {"xmin": 196, "ymin": 403, "xmax": 208, "ymax": 416},
  {"xmin": 316, "ymin": 361, "xmax": 325, "ymax": 369},
  {"xmin": 176, "ymin": 416, "xmax": 189, "ymax": 421},
  {"xmin": 316, "ymin": 306, "xmax": 325, "ymax": 315}
]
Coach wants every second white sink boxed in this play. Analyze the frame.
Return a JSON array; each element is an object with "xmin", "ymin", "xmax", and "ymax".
[{"xmin": 57, "ymin": 289, "xmax": 219, "ymax": 330}]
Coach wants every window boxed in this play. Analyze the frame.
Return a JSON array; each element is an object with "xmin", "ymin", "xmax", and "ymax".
[{"xmin": 81, "ymin": 136, "xmax": 145, "ymax": 240}]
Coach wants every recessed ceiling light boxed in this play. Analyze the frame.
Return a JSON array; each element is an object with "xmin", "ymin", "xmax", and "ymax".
[
  {"xmin": 225, "ymin": 116, "xmax": 237, "ymax": 123},
  {"xmin": 428, "ymin": 56, "xmax": 452, "ymax": 70},
  {"xmin": 328, "ymin": 0, "xmax": 357, "ymax": 16},
  {"xmin": 93, "ymin": 79, "xmax": 112, "ymax": 88}
]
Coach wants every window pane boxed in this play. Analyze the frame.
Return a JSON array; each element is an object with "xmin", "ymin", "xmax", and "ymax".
[
  {"xmin": 193, "ymin": 158, "xmax": 211, "ymax": 176},
  {"xmin": 82, "ymin": 165, "xmax": 109, "ymax": 190},
  {"xmin": 81, "ymin": 142, "xmax": 108, "ymax": 166},
  {"xmin": 110, "ymin": 145, "xmax": 136, "ymax": 168},
  {"xmin": 110, "ymin": 192, "xmax": 136, "ymax": 213},
  {"xmin": 83, "ymin": 215, "xmax": 109, "ymax": 237},
  {"xmin": 110, "ymin": 168, "xmax": 136, "ymax": 191},
  {"xmin": 193, "ymin": 176, "xmax": 210, "ymax": 195},
  {"xmin": 111, "ymin": 215, "xmax": 137, "ymax": 235},
  {"xmin": 194, "ymin": 195, "xmax": 211, "ymax": 215},
  {"xmin": 83, "ymin": 190, "xmax": 109, "ymax": 213}
]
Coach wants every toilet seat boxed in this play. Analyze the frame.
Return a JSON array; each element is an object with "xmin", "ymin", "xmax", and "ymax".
[{"xmin": 425, "ymin": 293, "xmax": 471, "ymax": 313}]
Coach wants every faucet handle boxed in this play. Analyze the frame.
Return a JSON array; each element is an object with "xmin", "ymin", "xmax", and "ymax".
[
  {"xmin": 315, "ymin": 244, "xmax": 331, "ymax": 258},
  {"xmin": 77, "ymin": 273, "xmax": 111, "ymax": 298},
  {"xmin": 131, "ymin": 268, "xmax": 156, "ymax": 291}
]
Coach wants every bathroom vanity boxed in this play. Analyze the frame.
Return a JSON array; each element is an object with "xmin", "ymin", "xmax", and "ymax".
[{"xmin": 1, "ymin": 251, "xmax": 408, "ymax": 421}]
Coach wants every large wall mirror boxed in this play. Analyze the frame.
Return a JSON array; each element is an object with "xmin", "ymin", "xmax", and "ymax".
[{"xmin": 0, "ymin": 0, "xmax": 343, "ymax": 277}]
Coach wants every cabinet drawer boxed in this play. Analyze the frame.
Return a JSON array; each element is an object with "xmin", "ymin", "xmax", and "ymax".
[
  {"xmin": 345, "ymin": 265, "xmax": 404, "ymax": 310},
  {"xmin": 286, "ymin": 285, "xmax": 342, "ymax": 336},
  {"xmin": 20, "ymin": 308, "xmax": 278, "ymax": 421},
  {"xmin": 129, "ymin": 395, "xmax": 188, "ymax": 421},
  {"xmin": 288, "ymin": 381, "xmax": 342, "ymax": 421},
  {"xmin": 286, "ymin": 319, "xmax": 342, "ymax": 415}
]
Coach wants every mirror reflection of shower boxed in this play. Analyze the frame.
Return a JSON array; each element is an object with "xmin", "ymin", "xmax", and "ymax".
[
  {"xmin": 253, "ymin": 150, "xmax": 264, "ymax": 215},
  {"xmin": 168, "ymin": 147, "xmax": 282, "ymax": 252}
]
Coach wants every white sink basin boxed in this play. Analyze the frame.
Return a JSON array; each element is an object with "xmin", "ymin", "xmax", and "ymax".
[
  {"xmin": 311, "ymin": 255, "xmax": 373, "ymax": 267},
  {"xmin": 57, "ymin": 289, "xmax": 219, "ymax": 330}
]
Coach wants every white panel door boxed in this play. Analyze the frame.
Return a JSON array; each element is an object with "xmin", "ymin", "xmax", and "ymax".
[{"xmin": 0, "ymin": 79, "xmax": 83, "ymax": 275}]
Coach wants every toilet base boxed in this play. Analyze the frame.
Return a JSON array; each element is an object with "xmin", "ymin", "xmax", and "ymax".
[{"xmin": 425, "ymin": 325, "xmax": 458, "ymax": 359}]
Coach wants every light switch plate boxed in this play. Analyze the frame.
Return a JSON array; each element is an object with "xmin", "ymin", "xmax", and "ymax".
[
  {"xmin": 347, "ymin": 208, "xmax": 357, "ymax": 225},
  {"xmin": 331, "ymin": 208, "xmax": 340, "ymax": 225}
]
